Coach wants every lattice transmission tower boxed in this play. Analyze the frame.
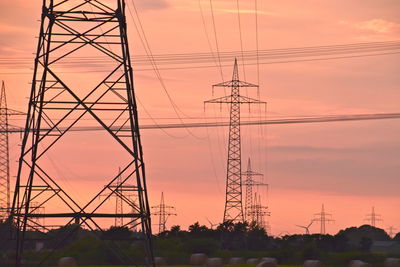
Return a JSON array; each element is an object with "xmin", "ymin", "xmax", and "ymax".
[
  {"xmin": 152, "ymin": 192, "xmax": 176, "ymax": 234},
  {"xmin": 0, "ymin": 81, "xmax": 10, "ymax": 220},
  {"xmin": 0, "ymin": 81, "xmax": 25, "ymax": 220},
  {"xmin": 105, "ymin": 168, "xmax": 137, "ymax": 228},
  {"xmin": 364, "ymin": 206, "xmax": 382, "ymax": 227},
  {"xmin": 386, "ymin": 226, "xmax": 397, "ymax": 238},
  {"xmin": 10, "ymin": 1, "xmax": 154, "ymax": 266},
  {"xmin": 242, "ymin": 158, "xmax": 268, "ymax": 223},
  {"xmin": 205, "ymin": 59, "xmax": 265, "ymax": 223},
  {"xmin": 313, "ymin": 204, "xmax": 334, "ymax": 235},
  {"xmin": 249, "ymin": 193, "xmax": 270, "ymax": 231}
]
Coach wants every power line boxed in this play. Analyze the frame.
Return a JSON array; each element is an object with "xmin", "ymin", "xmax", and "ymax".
[
  {"xmin": 4, "ymin": 112, "xmax": 400, "ymax": 133},
  {"xmin": 209, "ymin": 0, "xmax": 224, "ymax": 80},
  {"xmin": 235, "ymin": 0, "xmax": 247, "ymax": 80},
  {"xmin": 1, "ymin": 40, "xmax": 399, "ymax": 67},
  {"xmin": 198, "ymin": 0, "xmax": 224, "ymax": 81},
  {"xmin": 2, "ymin": 51, "xmax": 398, "ymax": 75},
  {"xmin": 127, "ymin": 0, "xmax": 203, "ymax": 139}
]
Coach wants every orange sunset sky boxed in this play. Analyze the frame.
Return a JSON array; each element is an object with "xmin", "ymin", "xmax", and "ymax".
[{"xmin": 0, "ymin": 0, "xmax": 399, "ymax": 236}]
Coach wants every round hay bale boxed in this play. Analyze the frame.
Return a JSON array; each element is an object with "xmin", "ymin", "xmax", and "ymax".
[
  {"xmin": 303, "ymin": 260, "xmax": 322, "ymax": 267},
  {"xmin": 58, "ymin": 257, "xmax": 77, "ymax": 267},
  {"xmin": 260, "ymin": 257, "xmax": 277, "ymax": 264},
  {"xmin": 246, "ymin": 258, "xmax": 260, "ymax": 265},
  {"xmin": 155, "ymin": 256, "xmax": 167, "ymax": 266},
  {"xmin": 348, "ymin": 260, "xmax": 372, "ymax": 267},
  {"xmin": 385, "ymin": 258, "xmax": 400, "ymax": 267},
  {"xmin": 190, "ymin": 253, "xmax": 208, "ymax": 265},
  {"xmin": 206, "ymin": 257, "xmax": 223, "ymax": 267},
  {"xmin": 229, "ymin": 257, "xmax": 245, "ymax": 265},
  {"xmin": 257, "ymin": 258, "xmax": 278, "ymax": 267}
]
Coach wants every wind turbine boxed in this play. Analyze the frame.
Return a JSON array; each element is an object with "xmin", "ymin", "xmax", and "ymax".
[
  {"xmin": 296, "ymin": 220, "xmax": 314, "ymax": 234},
  {"xmin": 206, "ymin": 217, "xmax": 218, "ymax": 230}
]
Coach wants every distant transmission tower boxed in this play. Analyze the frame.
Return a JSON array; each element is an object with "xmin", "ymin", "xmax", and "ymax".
[
  {"xmin": 313, "ymin": 204, "xmax": 334, "ymax": 234},
  {"xmin": 0, "ymin": 81, "xmax": 24, "ymax": 220},
  {"xmin": 10, "ymin": 1, "xmax": 154, "ymax": 266},
  {"xmin": 386, "ymin": 226, "xmax": 397, "ymax": 238},
  {"xmin": 205, "ymin": 59, "xmax": 265, "ymax": 223},
  {"xmin": 105, "ymin": 169, "xmax": 137, "ymax": 228},
  {"xmin": 242, "ymin": 158, "xmax": 267, "ymax": 223},
  {"xmin": 250, "ymin": 193, "xmax": 270, "ymax": 230},
  {"xmin": 364, "ymin": 206, "xmax": 382, "ymax": 227},
  {"xmin": 152, "ymin": 192, "xmax": 176, "ymax": 234}
]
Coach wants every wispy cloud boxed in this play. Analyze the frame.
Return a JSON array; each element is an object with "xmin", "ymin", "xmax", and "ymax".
[
  {"xmin": 134, "ymin": 0, "xmax": 170, "ymax": 11},
  {"xmin": 355, "ymin": 19, "xmax": 400, "ymax": 33},
  {"xmin": 339, "ymin": 18, "xmax": 400, "ymax": 34}
]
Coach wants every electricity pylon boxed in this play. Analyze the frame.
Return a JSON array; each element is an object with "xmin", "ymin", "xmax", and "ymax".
[
  {"xmin": 152, "ymin": 192, "xmax": 176, "ymax": 234},
  {"xmin": 106, "ymin": 168, "xmax": 137, "ymax": 228},
  {"xmin": 0, "ymin": 81, "xmax": 24, "ymax": 220},
  {"xmin": 0, "ymin": 81, "xmax": 10, "ymax": 221},
  {"xmin": 386, "ymin": 226, "xmax": 397, "ymax": 238},
  {"xmin": 364, "ymin": 206, "xmax": 382, "ymax": 227},
  {"xmin": 249, "ymin": 193, "xmax": 270, "ymax": 230},
  {"xmin": 10, "ymin": 1, "xmax": 154, "ymax": 266},
  {"xmin": 242, "ymin": 158, "xmax": 267, "ymax": 223},
  {"xmin": 313, "ymin": 204, "xmax": 334, "ymax": 235},
  {"xmin": 205, "ymin": 59, "xmax": 265, "ymax": 223}
]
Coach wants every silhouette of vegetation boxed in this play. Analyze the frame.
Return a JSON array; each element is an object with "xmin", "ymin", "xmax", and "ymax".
[{"xmin": 0, "ymin": 220, "xmax": 399, "ymax": 266}]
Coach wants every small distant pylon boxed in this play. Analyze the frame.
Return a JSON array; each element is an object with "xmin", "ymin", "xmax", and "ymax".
[
  {"xmin": 152, "ymin": 192, "xmax": 176, "ymax": 234},
  {"xmin": 386, "ymin": 226, "xmax": 397, "ymax": 238},
  {"xmin": 249, "ymin": 193, "xmax": 270, "ymax": 231},
  {"xmin": 242, "ymin": 158, "xmax": 267, "ymax": 223},
  {"xmin": 313, "ymin": 204, "xmax": 334, "ymax": 234},
  {"xmin": 364, "ymin": 206, "xmax": 382, "ymax": 227},
  {"xmin": 204, "ymin": 59, "xmax": 266, "ymax": 223},
  {"xmin": 106, "ymin": 168, "xmax": 137, "ymax": 228}
]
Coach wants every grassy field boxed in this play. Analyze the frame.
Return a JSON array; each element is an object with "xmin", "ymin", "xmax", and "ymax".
[{"xmin": 69, "ymin": 266, "xmax": 342, "ymax": 267}]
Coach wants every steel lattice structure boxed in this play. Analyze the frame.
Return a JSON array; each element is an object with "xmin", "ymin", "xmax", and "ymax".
[
  {"xmin": 205, "ymin": 59, "xmax": 265, "ymax": 223},
  {"xmin": 151, "ymin": 192, "xmax": 176, "ymax": 234},
  {"xmin": 105, "ymin": 168, "xmax": 137, "ymax": 228},
  {"xmin": 364, "ymin": 206, "xmax": 382, "ymax": 227},
  {"xmin": 313, "ymin": 204, "xmax": 334, "ymax": 234},
  {"xmin": 249, "ymin": 193, "xmax": 270, "ymax": 230},
  {"xmin": 242, "ymin": 158, "xmax": 267, "ymax": 223},
  {"xmin": 10, "ymin": 1, "xmax": 154, "ymax": 266},
  {"xmin": 0, "ymin": 81, "xmax": 10, "ymax": 220}
]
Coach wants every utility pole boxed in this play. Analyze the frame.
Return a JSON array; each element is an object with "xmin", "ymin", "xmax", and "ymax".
[
  {"xmin": 242, "ymin": 158, "xmax": 267, "ymax": 223},
  {"xmin": 364, "ymin": 206, "xmax": 382, "ymax": 227},
  {"xmin": 0, "ymin": 81, "xmax": 24, "ymax": 220},
  {"xmin": 205, "ymin": 59, "xmax": 265, "ymax": 223},
  {"xmin": 313, "ymin": 204, "xmax": 334, "ymax": 235},
  {"xmin": 152, "ymin": 192, "xmax": 176, "ymax": 234},
  {"xmin": 10, "ymin": 1, "xmax": 154, "ymax": 266}
]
